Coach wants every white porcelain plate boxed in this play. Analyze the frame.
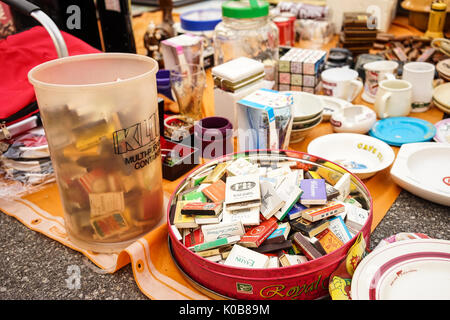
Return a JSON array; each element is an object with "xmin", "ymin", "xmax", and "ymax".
[
  {"xmin": 351, "ymin": 239, "xmax": 450, "ymax": 300},
  {"xmin": 307, "ymin": 133, "xmax": 395, "ymax": 179},
  {"xmin": 390, "ymin": 142, "xmax": 450, "ymax": 206}
]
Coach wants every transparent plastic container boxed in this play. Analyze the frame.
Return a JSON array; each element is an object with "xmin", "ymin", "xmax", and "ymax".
[
  {"xmin": 213, "ymin": 0, "xmax": 279, "ymax": 81},
  {"xmin": 28, "ymin": 53, "xmax": 164, "ymax": 253}
]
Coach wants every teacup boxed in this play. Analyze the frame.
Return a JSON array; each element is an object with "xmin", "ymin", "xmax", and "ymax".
[
  {"xmin": 321, "ymin": 67, "xmax": 363, "ymax": 102},
  {"xmin": 374, "ymin": 79, "xmax": 412, "ymax": 119},
  {"xmin": 362, "ymin": 60, "xmax": 398, "ymax": 103}
]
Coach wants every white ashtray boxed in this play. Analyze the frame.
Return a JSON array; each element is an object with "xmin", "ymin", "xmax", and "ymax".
[
  {"xmin": 307, "ymin": 133, "xmax": 395, "ymax": 180},
  {"xmin": 390, "ymin": 142, "xmax": 450, "ymax": 206},
  {"xmin": 286, "ymin": 91, "xmax": 324, "ymax": 121},
  {"xmin": 318, "ymin": 96, "xmax": 352, "ymax": 121},
  {"xmin": 330, "ymin": 105, "xmax": 377, "ymax": 134}
]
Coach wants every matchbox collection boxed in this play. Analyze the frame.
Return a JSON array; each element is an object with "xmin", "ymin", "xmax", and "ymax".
[{"xmin": 169, "ymin": 153, "xmax": 371, "ymax": 272}]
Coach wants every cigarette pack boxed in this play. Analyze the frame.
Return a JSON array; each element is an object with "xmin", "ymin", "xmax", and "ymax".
[
  {"xmin": 192, "ymin": 235, "xmax": 241, "ymax": 252},
  {"xmin": 275, "ymin": 178, "xmax": 303, "ymax": 220},
  {"xmin": 266, "ymin": 166, "xmax": 291, "ymax": 179},
  {"xmin": 180, "ymin": 202, "xmax": 222, "ymax": 216},
  {"xmin": 287, "ymin": 202, "xmax": 308, "ymax": 220},
  {"xmin": 334, "ymin": 173, "xmax": 351, "ymax": 201},
  {"xmin": 260, "ymin": 181, "xmax": 285, "ymax": 219},
  {"xmin": 181, "ymin": 190, "xmax": 207, "ymax": 202},
  {"xmin": 301, "ymin": 201, "xmax": 345, "ymax": 222},
  {"xmin": 226, "ymin": 158, "xmax": 259, "ymax": 176},
  {"xmin": 224, "ymin": 244, "xmax": 269, "ymax": 269},
  {"xmin": 309, "ymin": 237, "xmax": 327, "ymax": 255},
  {"xmin": 325, "ymin": 183, "xmax": 340, "ymax": 201},
  {"xmin": 202, "ymin": 179, "xmax": 226, "ymax": 203},
  {"xmin": 194, "ymin": 210, "xmax": 223, "ymax": 225},
  {"xmin": 344, "ymin": 195, "xmax": 362, "ymax": 208},
  {"xmin": 305, "ymin": 170, "xmax": 322, "ymax": 180},
  {"xmin": 197, "ymin": 248, "xmax": 221, "ymax": 258},
  {"xmin": 90, "ymin": 212, "xmax": 129, "ymax": 239},
  {"xmin": 88, "ymin": 191, "xmax": 125, "ymax": 218},
  {"xmin": 183, "ymin": 227, "xmax": 204, "ymax": 247},
  {"xmin": 239, "ymin": 217, "xmax": 278, "ymax": 248},
  {"xmin": 173, "ymin": 201, "xmax": 198, "ymax": 229},
  {"xmin": 254, "ymin": 240, "xmax": 293, "ymax": 254},
  {"xmin": 290, "ymin": 216, "xmax": 330, "ymax": 238},
  {"xmin": 222, "ymin": 204, "xmax": 260, "ymax": 226},
  {"xmin": 267, "ymin": 256, "xmax": 279, "ymax": 268},
  {"xmin": 279, "ymin": 253, "xmax": 308, "ymax": 267},
  {"xmin": 171, "ymin": 225, "xmax": 183, "ymax": 241},
  {"xmin": 225, "ymin": 174, "xmax": 261, "ymax": 211},
  {"xmin": 300, "ymin": 179, "xmax": 327, "ymax": 205},
  {"xmin": 265, "ymin": 222, "xmax": 291, "ymax": 244},
  {"xmin": 328, "ymin": 216, "xmax": 353, "ymax": 243},
  {"xmin": 202, "ymin": 162, "xmax": 229, "ymax": 184},
  {"xmin": 292, "ymin": 232, "xmax": 323, "ymax": 260},
  {"xmin": 201, "ymin": 221, "xmax": 246, "ymax": 242},
  {"xmin": 345, "ymin": 203, "xmax": 369, "ymax": 231},
  {"xmin": 315, "ymin": 228, "xmax": 344, "ymax": 254}
]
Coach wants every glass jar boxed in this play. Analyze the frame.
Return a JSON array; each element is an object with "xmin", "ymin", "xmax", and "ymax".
[{"xmin": 213, "ymin": 0, "xmax": 279, "ymax": 81}]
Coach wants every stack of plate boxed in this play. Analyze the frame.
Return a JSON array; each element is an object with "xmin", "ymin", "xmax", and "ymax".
[
  {"xmin": 436, "ymin": 59, "xmax": 450, "ymax": 82},
  {"xmin": 287, "ymin": 92, "xmax": 324, "ymax": 143},
  {"xmin": 433, "ymin": 83, "xmax": 450, "ymax": 114}
]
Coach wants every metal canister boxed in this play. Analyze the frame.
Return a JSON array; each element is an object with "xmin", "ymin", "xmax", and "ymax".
[{"xmin": 273, "ymin": 16, "xmax": 292, "ymax": 46}]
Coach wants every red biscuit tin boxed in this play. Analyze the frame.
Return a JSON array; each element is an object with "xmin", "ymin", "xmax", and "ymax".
[{"xmin": 167, "ymin": 150, "xmax": 373, "ymax": 300}]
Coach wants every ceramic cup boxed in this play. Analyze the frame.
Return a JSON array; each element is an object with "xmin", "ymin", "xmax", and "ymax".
[
  {"xmin": 402, "ymin": 62, "xmax": 436, "ymax": 113},
  {"xmin": 321, "ymin": 67, "xmax": 363, "ymax": 102},
  {"xmin": 374, "ymin": 79, "xmax": 413, "ymax": 119},
  {"xmin": 362, "ymin": 60, "xmax": 399, "ymax": 103}
]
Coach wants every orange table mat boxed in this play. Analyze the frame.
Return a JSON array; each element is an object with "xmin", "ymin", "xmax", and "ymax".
[{"xmin": 0, "ymin": 103, "xmax": 443, "ymax": 300}]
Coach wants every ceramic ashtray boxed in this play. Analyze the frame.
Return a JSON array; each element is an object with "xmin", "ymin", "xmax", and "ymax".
[
  {"xmin": 434, "ymin": 118, "xmax": 450, "ymax": 144},
  {"xmin": 330, "ymin": 105, "xmax": 377, "ymax": 134},
  {"xmin": 319, "ymin": 96, "xmax": 352, "ymax": 121},
  {"xmin": 307, "ymin": 133, "xmax": 395, "ymax": 179}
]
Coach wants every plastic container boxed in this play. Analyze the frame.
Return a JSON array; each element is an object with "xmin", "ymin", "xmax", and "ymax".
[
  {"xmin": 28, "ymin": 53, "xmax": 164, "ymax": 253},
  {"xmin": 167, "ymin": 150, "xmax": 373, "ymax": 300},
  {"xmin": 213, "ymin": 0, "xmax": 279, "ymax": 81}
]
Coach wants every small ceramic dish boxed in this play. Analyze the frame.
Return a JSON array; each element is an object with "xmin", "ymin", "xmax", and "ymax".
[
  {"xmin": 330, "ymin": 105, "xmax": 377, "ymax": 134},
  {"xmin": 433, "ymin": 83, "xmax": 450, "ymax": 109},
  {"xmin": 318, "ymin": 96, "xmax": 352, "ymax": 121},
  {"xmin": 390, "ymin": 142, "xmax": 450, "ymax": 206},
  {"xmin": 434, "ymin": 118, "xmax": 450, "ymax": 143},
  {"xmin": 286, "ymin": 91, "xmax": 324, "ymax": 121},
  {"xmin": 307, "ymin": 133, "xmax": 395, "ymax": 179}
]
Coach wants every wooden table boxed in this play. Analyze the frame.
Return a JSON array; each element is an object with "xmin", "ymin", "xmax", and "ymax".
[{"xmin": 132, "ymin": 12, "xmax": 444, "ymax": 231}]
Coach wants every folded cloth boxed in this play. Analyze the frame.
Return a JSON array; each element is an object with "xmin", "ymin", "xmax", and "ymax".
[{"xmin": 0, "ymin": 26, "xmax": 101, "ymax": 125}]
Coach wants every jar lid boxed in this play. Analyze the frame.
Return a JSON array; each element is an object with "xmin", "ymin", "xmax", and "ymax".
[
  {"xmin": 222, "ymin": 0, "xmax": 269, "ymax": 19},
  {"xmin": 180, "ymin": 9, "xmax": 222, "ymax": 31}
]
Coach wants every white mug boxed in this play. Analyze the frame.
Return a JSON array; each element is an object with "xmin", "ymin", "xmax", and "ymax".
[
  {"xmin": 321, "ymin": 67, "xmax": 363, "ymax": 102},
  {"xmin": 374, "ymin": 79, "xmax": 412, "ymax": 119},
  {"xmin": 402, "ymin": 62, "xmax": 435, "ymax": 113},
  {"xmin": 362, "ymin": 60, "xmax": 399, "ymax": 103}
]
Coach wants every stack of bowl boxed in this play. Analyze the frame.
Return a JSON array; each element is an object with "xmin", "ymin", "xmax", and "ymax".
[
  {"xmin": 288, "ymin": 92, "xmax": 324, "ymax": 143},
  {"xmin": 433, "ymin": 83, "xmax": 450, "ymax": 114}
]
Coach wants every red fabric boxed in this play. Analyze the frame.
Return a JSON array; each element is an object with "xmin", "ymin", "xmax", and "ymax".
[{"xmin": 0, "ymin": 26, "xmax": 101, "ymax": 121}]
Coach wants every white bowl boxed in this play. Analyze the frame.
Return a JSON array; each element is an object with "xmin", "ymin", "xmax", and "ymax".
[
  {"xmin": 390, "ymin": 142, "xmax": 450, "ymax": 206},
  {"xmin": 292, "ymin": 112, "xmax": 323, "ymax": 130},
  {"xmin": 286, "ymin": 91, "xmax": 324, "ymax": 121},
  {"xmin": 318, "ymin": 96, "xmax": 353, "ymax": 121},
  {"xmin": 330, "ymin": 105, "xmax": 377, "ymax": 134},
  {"xmin": 290, "ymin": 115, "xmax": 323, "ymax": 144},
  {"xmin": 307, "ymin": 133, "xmax": 395, "ymax": 179}
]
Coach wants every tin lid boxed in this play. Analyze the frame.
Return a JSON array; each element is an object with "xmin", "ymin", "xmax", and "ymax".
[
  {"xmin": 222, "ymin": 0, "xmax": 269, "ymax": 19},
  {"xmin": 180, "ymin": 9, "xmax": 222, "ymax": 31}
]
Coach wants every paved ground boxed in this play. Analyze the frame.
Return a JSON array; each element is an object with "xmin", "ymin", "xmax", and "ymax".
[{"xmin": 0, "ymin": 189, "xmax": 449, "ymax": 300}]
